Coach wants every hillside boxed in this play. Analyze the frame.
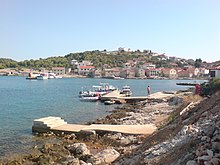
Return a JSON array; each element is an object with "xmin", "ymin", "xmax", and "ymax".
[{"xmin": 114, "ymin": 88, "xmax": 220, "ymax": 164}]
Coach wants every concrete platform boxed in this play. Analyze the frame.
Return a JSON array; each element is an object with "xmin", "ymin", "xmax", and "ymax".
[
  {"xmin": 52, "ymin": 124, "xmax": 157, "ymax": 135},
  {"xmin": 32, "ymin": 117, "xmax": 157, "ymax": 135},
  {"xmin": 101, "ymin": 91, "xmax": 175, "ymax": 103}
]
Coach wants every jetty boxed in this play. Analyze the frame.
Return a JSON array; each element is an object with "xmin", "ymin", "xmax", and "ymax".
[
  {"xmin": 32, "ymin": 116, "xmax": 157, "ymax": 135},
  {"xmin": 176, "ymin": 82, "xmax": 197, "ymax": 86},
  {"xmin": 100, "ymin": 90, "xmax": 175, "ymax": 103}
]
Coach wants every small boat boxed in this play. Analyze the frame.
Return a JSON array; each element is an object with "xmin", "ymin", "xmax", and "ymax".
[
  {"xmin": 104, "ymin": 100, "xmax": 115, "ymax": 105},
  {"xmin": 80, "ymin": 94, "xmax": 100, "ymax": 102},
  {"xmin": 120, "ymin": 85, "xmax": 132, "ymax": 97},
  {"xmin": 26, "ymin": 73, "xmax": 40, "ymax": 80},
  {"xmin": 36, "ymin": 75, "xmax": 48, "ymax": 80},
  {"xmin": 79, "ymin": 83, "xmax": 117, "ymax": 98}
]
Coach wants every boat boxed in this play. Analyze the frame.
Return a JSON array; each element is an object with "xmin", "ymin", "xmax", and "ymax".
[
  {"xmin": 79, "ymin": 83, "xmax": 117, "ymax": 98},
  {"xmin": 26, "ymin": 73, "xmax": 40, "ymax": 80},
  {"xmin": 36, "ymin": 73, "xmax": 49, "ymax": 80},
  {"xmin": 80, "ymin": 93, "xmax": 100, "ymax": 102},
  {"xmin": 104, "ymin": 100, "xmax": 115, "ymax": 105},
  {"xmin": 120, "ymin": 85, "xmax": 132, "ymax": 97}
]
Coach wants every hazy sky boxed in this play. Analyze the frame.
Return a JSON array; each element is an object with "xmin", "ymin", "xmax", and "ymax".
[{"xmin": 0, "ymin": 0, "xmax": 220, "ymax": 62}]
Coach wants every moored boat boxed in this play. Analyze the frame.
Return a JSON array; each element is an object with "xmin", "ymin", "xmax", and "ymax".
[
  {"xmin": 120, "ymin": 85, "xmax": 132, "ymax": 97},
  {"xmin": 79, "ymin": 83, "xmax": 117, "ymax": 98},
  {"xmin": 80, "ymin": 93, "xmax": 100, "ymax": 102},
  {"xmin": 104, "ymin": 100, "xmax": 115, "ymax": 105},
  {"xmin": 36, "ymin": 73, "xmax": 49, "ymax": 80}
]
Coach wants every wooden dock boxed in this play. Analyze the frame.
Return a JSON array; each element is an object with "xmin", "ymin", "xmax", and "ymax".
[{"xmin": 32, "ymin": 116, "xmax": 157, "ymax": 135}]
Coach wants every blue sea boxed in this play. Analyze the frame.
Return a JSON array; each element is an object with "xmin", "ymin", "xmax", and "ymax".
[{"xmin": 0, "ymin": 76, "xmax": 206, "ymax": 157}]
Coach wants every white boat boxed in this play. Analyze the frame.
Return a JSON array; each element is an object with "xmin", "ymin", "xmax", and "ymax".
[
  {"xmin": 80, "ymin": 94, "xmax": 100, "ymax": 102},
  {"xmin": 120, "ymin": 85, "xmax": 132, "ymax": 97},
  {"xmin": 104, "ymin": 100, "xmax": 115, "ymax": 105},
  {"xmin": 79, "ymin": 83, "xmax": 117, "ymax": 98},
  {"xmin": 26, "ymin": 73, "xmax": 40, "ymax": 80},
  {"xmin": 36, "ymin": 73, "xmax": 49, "ymax": 80}
]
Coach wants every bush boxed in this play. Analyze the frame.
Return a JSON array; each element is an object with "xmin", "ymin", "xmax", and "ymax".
[{"xmin": 201, "ymin": 78, "xmax": 220, "ymax": 95}]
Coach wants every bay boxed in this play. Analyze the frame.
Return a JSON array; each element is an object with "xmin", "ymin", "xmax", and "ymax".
[{"xmin": 0, "ymin": 76, "xmax": 206, "ymax": 157}]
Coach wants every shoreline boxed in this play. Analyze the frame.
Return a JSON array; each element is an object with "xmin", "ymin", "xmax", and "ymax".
[{"xmin": 0, "ymin": 89, "xmax": 191, "ymax": 164}]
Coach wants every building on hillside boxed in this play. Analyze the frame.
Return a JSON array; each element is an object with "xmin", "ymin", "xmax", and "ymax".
[
  {"xmin": 142, "ymin": 63, "xmax": 156, "ymax": 69},
  {"xmin": 175, "ymin": 68, "xmax": 183, "ymax": 73},
  {"xmin": 78, "ymin": 66, "xmax": 95, "ymax": 76},
  {"xmin": 123, "ymin": 62, "xmax": 132, "ymax": 68},
  {"xmin": 52, "ymin": 67, "xmax": 65, "ymax": 75},
  {"xmin": 169, "ymin": 62, "xmax": 178, "ymax": 68},
  {"xmin": 169, "ymin": 56, "xmax": 178, "ymax": 62},
  {"xmin": 71, "ymin": 59, "xmax": 78, "ymax": 65},
  {"xmin": 94, "ymin": 69, "xmax": 102, "ymax": 78},
  {"xmin": 120, "ymin": 68, "xmax": 136, "ymax": 79},
  {"xmin": 78, "ymin": 60, "xmax": 93, "ymax": 67},
  {"xmin": 157, "ymin": 54, "xmax": 168, "ymax": 61},
  {"xmin": 135, "ymin": 68, "xmax": 146, "ymax": 78},
  {"xmin": 209, "ymin": 68, "xmax": 220, "ymax": 78},
  {"xmin": 161, "ymin": 68, "xmax": 178, "ymax": 79},
  {"xmin": 199, "ymin": 68, "xmax": 209, "ymax": 77},
  {"xmin": 177, "ymin": 70, "xmax": 191, "ymax": 78},
  {"xmin": 146, "ymin": 68, "xmax": 161, "ymax": 78},
  {"xmin": 187, "ymin": 68, "xmax": 200, "ymax": 77},
  {"xmin": 103, "ymin": 68, "xmax": 120, "ymax": 78}
]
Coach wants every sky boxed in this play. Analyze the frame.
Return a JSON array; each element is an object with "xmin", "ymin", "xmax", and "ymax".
[{"xmin": 0, "ymin": 0, "xmax": 220, "ymax": 62}]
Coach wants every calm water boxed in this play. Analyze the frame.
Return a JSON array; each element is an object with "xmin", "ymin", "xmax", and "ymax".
[{"xmin": 0, "ymin": 76, "xmax": 206, "ymax": 157}]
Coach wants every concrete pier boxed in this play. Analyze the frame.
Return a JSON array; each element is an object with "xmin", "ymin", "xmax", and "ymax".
[
  {"xmin": 32, "ymin": 116, "xmax": 157, "ymax": 135},
  {"xmin": 101, "ymin": 90, "xmax": 175, "ymax": 103}
]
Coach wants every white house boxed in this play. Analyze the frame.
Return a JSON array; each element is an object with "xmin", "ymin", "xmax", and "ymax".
[{"xmin": 209, "ymin": 69, "xmax": 220, "ymax": 78}]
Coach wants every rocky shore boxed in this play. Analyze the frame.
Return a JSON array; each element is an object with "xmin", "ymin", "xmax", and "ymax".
[{"xmin": 1, "ymin": 89, "xmax": 220, "ymax": 165}]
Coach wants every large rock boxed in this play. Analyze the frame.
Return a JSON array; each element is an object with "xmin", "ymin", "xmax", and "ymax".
[
  {"xmin": 94, "ymin": 148, "xmax": 120, "ymax": 164},
  {"xmin": 66, "ymin": 143, "xmax": 90, "ymax": 156},
  {"xmin": 168, "ymin": 96, "xmax": 183, "ymax": 106},
  {"xmin": 212, "ymin": 142, "xmax": 220, "ymax": 151},
  {"xmin": 186, "ymin": 160, "xmax": 197, "ymax": 165},
  {"xmin": 210, "ymin": 157, "xmax": 220, "ymax": 165}
]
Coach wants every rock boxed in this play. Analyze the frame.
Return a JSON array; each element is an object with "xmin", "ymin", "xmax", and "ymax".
[
  {"xmin": 204, "ymin": 161, "xmax": 211, "ymax": 165},
  {"xmin": 168, "ymin": 96, "xmax": 183, "ymax": 106},
  {"xmin": 186, "ymin": 160, "xmax": 197, "ymax": 165},
  {"xmin": 63, "ymin": 157, "xmax": 80, "ymax": 165},
  {"xmin": 206, "ymin": 149, "xmax": 213, "ymax": 157},
  {"xmin": 210, "ymin": 157, "xmax": 220, "ymax": 165},
  {"xmin": 66, "ymin": 143, "xmax": 90, "ymax": 156},
  {"xmin": 204, "ymin": 126, "xmax": 216, "ymax": 137},
  {"xmin": 197, "ymin": 155, "xmax": 211, "ymax": 161},
  {"xmin": 212, "ymin": 142, "xmax": 220, "ymax": 151},
  {"xmin": 94, "ymin": 148, "xmax": 120, "ymax": 164}
]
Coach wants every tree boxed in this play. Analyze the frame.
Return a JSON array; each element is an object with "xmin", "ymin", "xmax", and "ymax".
[{"xmin": 195, "ymin": 58, "xmax": 202, "ymax": 68}]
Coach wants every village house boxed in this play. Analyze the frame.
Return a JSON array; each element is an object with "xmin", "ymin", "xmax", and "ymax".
[
  {"xmin": 135, "ymin": 68, "xmax": 146, "ymax": 78},
  {"xmin": 157, "ymin": 54, "xmax": 168, "ymax": 61},
  {"xmin": 161, "ymin": 68, "xmax": 178, "ymax": 79},
  {"xmin": 120, "ymin": 68, "xmax": 136, "ymax": 79},
  {"xmin": 177, "ymin": 70, "xmax": 191, "ymax": 78},
  {"xmin": 103, "ymin": 68, "xmax": 120, "ymax": 77},
  {"xmin": 94, "ymin": 69, "xmax": 102, "ymax": 78},
  {"xmin": 187, "ymin": 68, "xmax": 200, "ymax": 77},
  {"xmin": 78, "ymin": 60, "xmax": 93, "ymax": 67},
  {"xmin": 52, "ymin": 67, "xmax": 65, "ymax": 75},
  {"xmin": 78, "ymin": 66, "xmax": 95, "ymax": 76},
  {"xmin": 169, "ymin": 62, "xmax": 178, "ymax": 68},
  {"xmin": 209, "ymin": 68, "xmax": 220, "ymax": 78},
  {"xmin": 199, "ymin": 68, "xmax": 209, "ymax": 77},
  {"xmin": 142, "ymin": 62, "xmax": 156, "ymax": 70},
  {"xmin": 146, "ymin": 68, "xmax": 161, "ymax": 78}
]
